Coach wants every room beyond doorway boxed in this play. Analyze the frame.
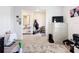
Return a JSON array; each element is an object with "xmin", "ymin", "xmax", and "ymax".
[{"xmin": 22, "ymin": 9, "xmax": 46, "ymax": 35}]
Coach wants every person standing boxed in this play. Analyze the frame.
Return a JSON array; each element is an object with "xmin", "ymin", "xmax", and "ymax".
[{"xmin": 33, "ymin": 20, "xmax": 39, "ymax": 34}]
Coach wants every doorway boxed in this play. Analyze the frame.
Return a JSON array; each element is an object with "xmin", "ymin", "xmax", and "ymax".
[
  {"xmin": 33, "ymin": 12, "xmax": 46, "ymax": 35},
  {"xmin": 22, "ymin": 10, "xmax": 46, "ymax": 35},
  {"xmin": 23, "ymin": 15, "xmax": 31, "ymax": 35}
]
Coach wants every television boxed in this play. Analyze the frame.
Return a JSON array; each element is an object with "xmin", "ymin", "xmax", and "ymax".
[{"xmin": 52, "ymin": 16, "xmax": 63, "ymax": 23}]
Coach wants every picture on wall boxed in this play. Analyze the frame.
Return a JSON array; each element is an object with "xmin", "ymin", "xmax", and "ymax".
[{"xmin": 70, "ymin": 6, "xmax": 79, "ymax": 17}]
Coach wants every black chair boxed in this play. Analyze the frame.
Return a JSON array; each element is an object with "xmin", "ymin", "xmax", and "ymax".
[
  {"xmin": 0, "ymin": 37, "xmax": 4, "ymax": 53},
  {"xmin": 63, "ymin": 39, "xmax": 74, "ymax": 53},
  {"xmin": 48, "ymin": 34, "xmax": 54, "ymax": 43},
  {"xmin": 73, "ymin": 34, "xmax": 79, "ymax": 48}
]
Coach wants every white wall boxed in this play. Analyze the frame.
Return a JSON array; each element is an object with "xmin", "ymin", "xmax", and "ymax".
[
  {"xmin": 12, "ymin": 6, "xmax": 64, "ymax": 38},
  {"xmin": 12, "ymin": 7, "xmax": 23, "ymax": 39},
  {"xmin": 0, "ymin": 6, "xmax": 22, "ymax": 39},
  {"xmin": 0, "ymin": 6, "xmax": 77, "ymax": 41},
  {"xmin": 33, "ymin": 12, "xmax": 46, "ymax": 27},
  {"xmin": 0, "ymin": 6, "xmax": 65, "ymax": 39},
  {"xmin": 63, "ymin": 6, "xmax": 79, "ymax": 39},
  {"xmin": 46, "ymin": 7, "xmax": 64, "ymax": 34},
  {"xmin": 0, "ymin": 6, "xmax": 14, "ymax": 36},
  {"xmin": 22, "ymin": 10, "xmax": 46, "ymax": 34}
]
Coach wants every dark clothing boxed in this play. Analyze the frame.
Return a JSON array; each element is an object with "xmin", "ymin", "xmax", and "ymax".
[
  {"xmin": 35, "ymin": 23, "xmax": 39, "ymax": 30},
  {"xmin": 33, "ymin": 20, "xmax": 39, "ymax": 30}
]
